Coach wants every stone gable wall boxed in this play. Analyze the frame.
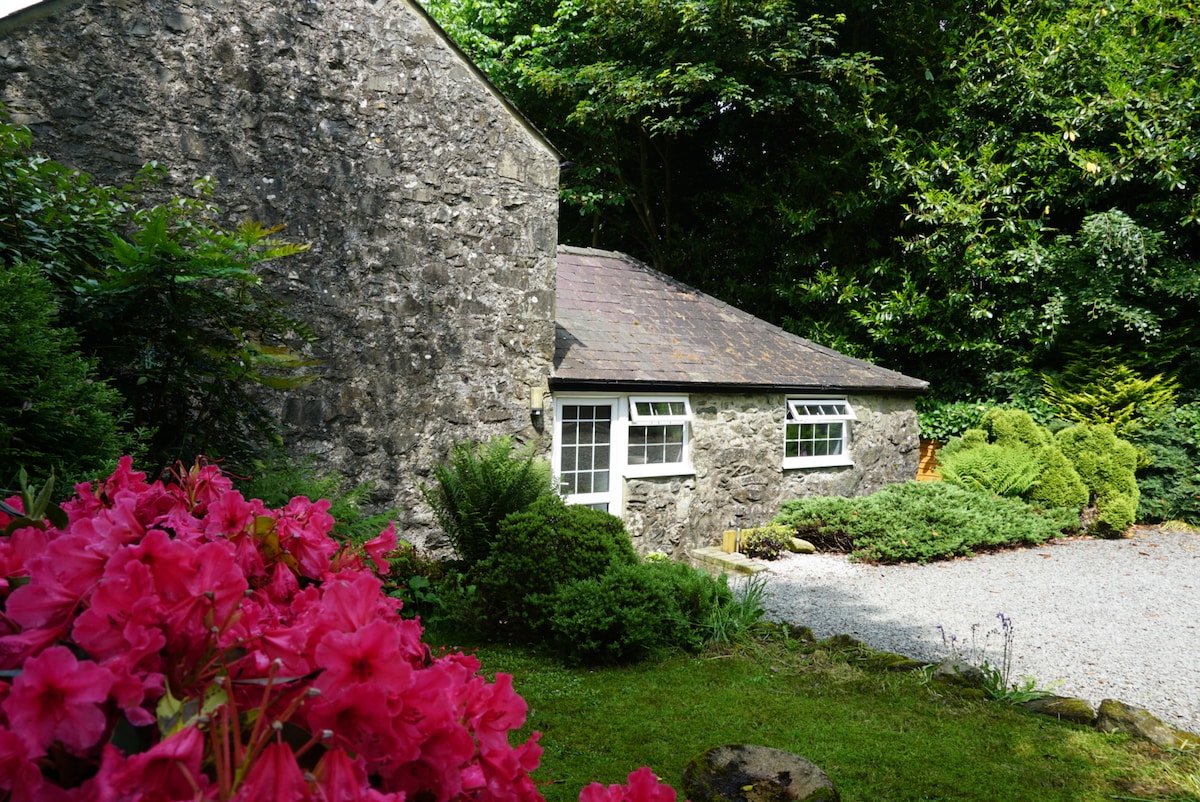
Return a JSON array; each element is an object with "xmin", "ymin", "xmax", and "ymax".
[
  {"xmin": 0, "ymin": 0, "xmax": 559, "ymax": 546},
  {"xmin": 623, "ymin": 393, "xmax": 920, "ymax": 555}
]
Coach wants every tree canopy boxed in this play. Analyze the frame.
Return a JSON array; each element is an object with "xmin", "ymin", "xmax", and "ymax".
[{"xmin": 429, "ymin": 0, "xmax": 1200, "ymax": 401}]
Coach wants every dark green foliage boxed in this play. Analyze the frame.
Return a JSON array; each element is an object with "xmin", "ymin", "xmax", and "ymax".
[
  {"xmin": 772, "ymin": 482, "xmax": 1072, "ymax": 564},
  {"xmin": 386, "ymin": 548, "xmax": 484, "ymax": 631},
  {"xmin": 435, "ymin": 0, "xmax": 1200, "ymax": 403},
  {"xmin": 1056, "ymin": 424, "xmax": 1140, "ymax": 536},
  {"xmin": 236, "ymin": 454, "xmax": 397, "ymax": 544},
  {"xmin": 549, "ymin": 562, "xmax": 684, "ymax": 664},
  {"xmin": 422, "ymin": 436, "xmax": 556, "ymax": 566},
  {"xmin": 1, "ymin": 115, "xmax": 316, "ymax": 478},
  {"xmin": 549, "ymin": 560, "xmax": 739, "ymax": 664},
  {"xmin": 1132, "ymin": 403, "xmax": 1200, "ymax": 525},
  {"xmin": 475, "ymin": 495, "xmax": 637, "ymax": 636},
  {"xmin": 0, "ymin": 262, "xmax": 131, "ymax": 489},
  {"xmin": 917, "ymin": 400, "xmax": 992, "ymax": 443},
  {"xmin": 427, "ymin": 0, "xmax": 884, "ymax": 315}
]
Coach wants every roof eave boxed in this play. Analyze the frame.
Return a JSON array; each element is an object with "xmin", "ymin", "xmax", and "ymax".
[{"xmin": 548, "ymin": 377, "xmax": 929, "ymax": 396}]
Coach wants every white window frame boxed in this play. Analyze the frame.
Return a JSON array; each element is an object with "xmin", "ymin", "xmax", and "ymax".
[
  {"xmin": 624, "ymin": 396, "xmax": 694, "ymax": 479},
  {"xmin": 552, "ymin": 394, "xmax": 695, "ymax": 512},
  {"xmin": 783, "ymin": 397, "xmax": 856, "ymax": 469}
]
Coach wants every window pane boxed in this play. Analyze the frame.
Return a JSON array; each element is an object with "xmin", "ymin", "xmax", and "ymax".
[
  {"xmin": 561, "ymin": 423, "xmax": 578, "ymax": 446},
  {"xmin": 627, "ymin": 424, "xmax": 685, "ymax": 465}
]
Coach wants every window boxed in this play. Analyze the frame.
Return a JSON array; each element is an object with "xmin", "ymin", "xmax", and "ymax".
[
  {"xmin": 552, "ymin": 395, "xmax": 695, "ymax": 512},
  {"xmin": 626, "ymin": 396, "xmax": 691, "ymax": 474},
  {"xmin": 784, "ymin": 398, "xmax": 855, "ymax": 469}
]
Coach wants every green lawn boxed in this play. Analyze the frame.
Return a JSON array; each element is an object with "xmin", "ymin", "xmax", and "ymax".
[{"xmin": 437, "ymin": 633, "xmax": 1200, "ymax": 802}]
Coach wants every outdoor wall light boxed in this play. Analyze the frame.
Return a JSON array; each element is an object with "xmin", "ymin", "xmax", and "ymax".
[{"xmin": 530, "ymin": 386, "xmax": 545, "ymax": 424}]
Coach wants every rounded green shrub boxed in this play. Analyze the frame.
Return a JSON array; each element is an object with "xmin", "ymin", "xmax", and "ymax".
[
  {"xmin": 740, "ymin": 525, "xmax": 792, "ymax": 560},
  {"xmin": 475, "ymin": 495, "xmax": 637, "ymax": 636},
  {"xmin": 1056, "ymin": 423, "xmax": 1139, "ymax": 536},
  {"xmin": 549, "ymin": 560, "xmax": 735, "ymax": 663},
  {"xmin": 982, "ymin": 407, "xmax": 1050, "ymax": 449},
  {"xmin": 1027, "ymin": 443, "xmax": 1090, "ymax": 511},
  {"xmin": 549, "ymin": 562, "xmax": 681, "ymax": 664}
]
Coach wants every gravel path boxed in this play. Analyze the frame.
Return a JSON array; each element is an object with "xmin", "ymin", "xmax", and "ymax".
[{"xmin": 758, "ymin": 527, "xmax": 1200, "ymax": 734}]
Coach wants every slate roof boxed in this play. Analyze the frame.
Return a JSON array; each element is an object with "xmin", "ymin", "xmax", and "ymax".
[{"xmin": 553, "ymin": 246, "xmax": 928, "ymax": 394}]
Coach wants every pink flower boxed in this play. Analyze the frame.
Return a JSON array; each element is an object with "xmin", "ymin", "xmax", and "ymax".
[
  {"xmin": 274, "ymin": 496, "xmax": 338, "ymax": 577},
  {"xmin": 233, "ymin": 741, "xmax": 313, "ymax": 801},
  {"xmin": 315, "ymin": 619, "xmax": 416, "ymax": 691},
  {"xmin": 465, "ymin": 672, "xmax": 529, "ymax": 752},
  {"xmin": 312, "ymin": 748, "xmax": 405, "ymax": 802},
  {"xmin": 0, "ymin": 524, "xmax": 49, "ymax": 584},
  {"xmin": 579, "ymin": 768, "xmax": 679, "ymax": 802},
  {"xmin": 0, "ymin": 729, "xmax": 45, "ymax": 802},
  {"xmin": 88, "ymin": 725, "xmax": 211, "ymax": 801},
  {"xmin": 363, "ymin": 523, "xmax": 399, "ymax": 576},
  {"xmin": 1, "ymin": 646, "xmax": 114, "ymax": 756},
  {"xmin": 0, "ymin": 457, "xmax": 556, "ymax": 802}
]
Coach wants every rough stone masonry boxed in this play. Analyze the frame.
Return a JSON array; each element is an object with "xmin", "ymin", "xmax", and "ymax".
[{"xmin": 1, "ymin": 0, "xmax": 561, "ymax": 543}]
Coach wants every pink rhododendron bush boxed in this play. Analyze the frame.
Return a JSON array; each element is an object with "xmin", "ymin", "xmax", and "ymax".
[{"xmin": 0, "ymin": 457, "xmax": 562, "ymax": 801}]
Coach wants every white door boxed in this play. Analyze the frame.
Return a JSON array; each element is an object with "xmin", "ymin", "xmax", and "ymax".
[{"xmin": 554, "ymin": 400, "xmax": 618, "ymax": 512}]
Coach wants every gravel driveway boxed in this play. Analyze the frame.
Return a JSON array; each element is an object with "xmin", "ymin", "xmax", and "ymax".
[{"xmin": 759, "ymin": 527, "xmax": 1200, "ymax": 733}]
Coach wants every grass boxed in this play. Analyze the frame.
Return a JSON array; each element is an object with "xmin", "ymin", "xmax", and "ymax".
[{"xmin": 431, "ymin": 630, "xmax": 1200, "ymax": 802}]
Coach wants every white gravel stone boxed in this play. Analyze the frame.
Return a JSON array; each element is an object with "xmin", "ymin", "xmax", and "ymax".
[{"xmin": 758, "ymin": 529, "xmax": 1200, "ymax": 733}]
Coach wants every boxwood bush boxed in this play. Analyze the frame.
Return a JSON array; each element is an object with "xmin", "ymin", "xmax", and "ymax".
[
  {"xmin": 549, "ymin": 560, "xmax": 741, "ymax": 664},
  {"xmin": 772, "ymin": 482, "xmax": 1075, "ymax": 564},
  {"xmin": 475, "ymin": 495, "xmax": 637, "ymax": 637},
  {"xmin": 938, "ymin": 407, "xmax": 1089, "ymax": 513},
  {"xmin": 1056, "ymin": 423, "xmax": 1140, "ymax": 536}
]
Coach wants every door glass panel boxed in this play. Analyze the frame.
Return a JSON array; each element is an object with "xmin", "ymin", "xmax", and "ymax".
[{"xmin": 559, "ymin": 404, "xmax": 612, "ymax": 498}]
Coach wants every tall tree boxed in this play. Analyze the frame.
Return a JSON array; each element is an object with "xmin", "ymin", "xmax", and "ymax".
[
  {"xmin": 789, "ymin": 0, "xmax": 1200, "ymax": 396},
  {"xmin": 430, "ymin": 0, "xmax": 884, "ymax": 309}
]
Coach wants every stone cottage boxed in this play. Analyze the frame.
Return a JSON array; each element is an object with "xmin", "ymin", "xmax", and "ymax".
[
  {"xmin": 552, "ymin": 247, "xmax": 927, "ymax": 555},
  {"xmin": 1, "ymin": 0, "xmax": 926, "ymax": 554},
  {"xmin": 0, "ymin": 0, "xmax": 559, "ymax": 544}
]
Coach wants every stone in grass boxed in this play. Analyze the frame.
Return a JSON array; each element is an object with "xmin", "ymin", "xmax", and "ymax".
[
  {"xmin": 1019, "ymin": 695, "xmax": 1096, "ymax": 727},
  {"xmin": 931, "ymin": 657, "xmax": 985, "ymax": 688},
  {"xmin": 1095, "ymin": 699, "xmax": 1200, "ymax": 750},
  {"xmin": 682, "ymin": 744, "xmax": 839, "ymax": 802}
]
